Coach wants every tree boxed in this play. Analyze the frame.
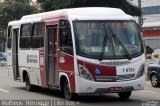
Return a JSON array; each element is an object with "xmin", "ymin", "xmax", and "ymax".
[
  {"xmin": 0, "ymin": 2, "xmax": 38, "ymax": 29},
  {"xmin": 37, "ymin": 0, "xmax": 141, "ymax": 16},
  {"xmin": 16, "ymin": 0, "xmax": 32, "ymax": 4},
  {"xmin": 0, "ymin": 1, "xmax": 38, "ymax": 42}
]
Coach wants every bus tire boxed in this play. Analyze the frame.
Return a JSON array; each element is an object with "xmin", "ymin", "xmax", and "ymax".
[
  {"xmin": 25, "ymin": 74, "xmax": 34, "ymax": 91},
  {"xmin": 151, "ymin": 74, "xmax": 160, "ymax": 87},
  {"xmin": 118, "ymin": 91, "xmax": 132, "ymax": 99},
  {"xmin": 63, "ymin": 80, "xmax": 74, "ymax": 100}
]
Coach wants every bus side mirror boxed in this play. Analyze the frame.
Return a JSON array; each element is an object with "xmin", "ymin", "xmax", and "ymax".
[{"xmin": 146, "ymin": 46, "xmax": 153, "ymax": 54}]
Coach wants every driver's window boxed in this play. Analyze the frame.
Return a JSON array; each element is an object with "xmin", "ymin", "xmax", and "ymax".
[{"xmin": 60, "ymin": 19, "xmax": 73, "ymax": 55}]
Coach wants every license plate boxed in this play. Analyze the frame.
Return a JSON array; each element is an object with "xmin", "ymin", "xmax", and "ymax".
[{"xmin": 108, "ymin": 87, "xmax": 123, "ymax": 92}]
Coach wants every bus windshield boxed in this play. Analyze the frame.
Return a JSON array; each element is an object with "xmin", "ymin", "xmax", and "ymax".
[{"xmin": 73, "ymin": 20, "xmax": 143, "ymax": 59}]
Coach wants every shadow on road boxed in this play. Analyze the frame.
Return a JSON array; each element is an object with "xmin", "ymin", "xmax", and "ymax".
[
  {"xmin": 14, "ymin": 86, "xmax": 64, "ymax": 99},
  {"xmin": 73, "ymin": 94, "xmax": 140, "ymax": 103},
  {"xmin": 13, "ymin": 86, "xmax": 141, "ymax": 104}
]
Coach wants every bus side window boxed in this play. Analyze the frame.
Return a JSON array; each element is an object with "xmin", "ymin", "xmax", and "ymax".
[
  {"xmin": 31, "ymin": 22, "xmax": 45, "ymax": 48},
  {"xmin": 60, "ymin": 20, "xmax": 73, "ymax": 55},
  {"xmin": 20, "ymin": 24, "xmax": 32, "ymax": 49},
  {"xmin": 7, "ymin": 26, "xmax": 12, "ymax": 49}
]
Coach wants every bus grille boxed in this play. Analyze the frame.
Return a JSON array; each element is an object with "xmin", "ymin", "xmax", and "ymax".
[
  {"xmin": 95, "ymin": 74, "xmax": 135, "ymax": 81},
  {"xmin": 100, "ymin": 61, "xmax": 130, "ymax": 66}
]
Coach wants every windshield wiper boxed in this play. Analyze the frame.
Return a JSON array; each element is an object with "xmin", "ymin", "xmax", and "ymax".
[
  {"xmin": 112, "ymin": 33, "xmax": 132, "ymax": 60},
  {"xmin": 99, "ymin": 23, "xmax": 131, "ymax": 61},
  {"xmin": 107, "ymin": 24, "xmax": 132, "ymax": 60},
  {"xmin": 99, "ymin": 31, "xmax": 108, "ymax": 61}
]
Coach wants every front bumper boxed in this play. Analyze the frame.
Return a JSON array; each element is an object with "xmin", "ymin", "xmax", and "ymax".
[{"xmin": 75, "ymin": 74, "xmax": 145, "ymax": 93}]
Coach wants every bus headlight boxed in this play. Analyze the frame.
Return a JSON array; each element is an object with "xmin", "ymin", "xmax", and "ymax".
[
  {"xmin": 79, "ymin": 65, "xmax": 94, "ymax": 81},
  {"xmin": 136, "ymin": 64, "xmax": 145, "ymax": 79}
]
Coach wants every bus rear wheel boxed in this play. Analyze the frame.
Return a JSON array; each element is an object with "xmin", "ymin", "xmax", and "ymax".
[
  {"xmin": 25, "ymin": 75, "xmax": 34, "ymax": 91},
  {"xmin": 118, "ymin": 91, "xmax": 132, "ymax": 99}
]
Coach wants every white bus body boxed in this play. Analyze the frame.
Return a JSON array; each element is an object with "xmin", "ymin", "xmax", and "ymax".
[{"xmin": 7, "ymin": 7, "xmax": 145, "ymax": 100}]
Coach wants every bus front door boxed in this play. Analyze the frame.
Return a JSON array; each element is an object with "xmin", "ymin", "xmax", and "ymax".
[{"xmin": 46, "ymin": 25, "xmax": 59, "ymax": 85}]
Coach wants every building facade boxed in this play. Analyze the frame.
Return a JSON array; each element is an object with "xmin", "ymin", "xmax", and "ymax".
[
  {"xmin": 130, "ymin": 0, "xmax": 160, "ymax": 50},
  {"xmin": 142, "ymin": 5, "xmax": 160, "ymax": 50}
]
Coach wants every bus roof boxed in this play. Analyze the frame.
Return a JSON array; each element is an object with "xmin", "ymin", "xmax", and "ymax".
[
  {"xmin": 21, "ymin": 7, "xmax": 133, "ymax": 21},
  {"xmin": 9, "ymin": 7, "xmax": 134, "ymax": 26}
]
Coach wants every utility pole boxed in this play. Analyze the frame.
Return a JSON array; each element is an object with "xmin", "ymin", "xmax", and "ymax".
[{"xmin": 138, "ymin": 0, "xmax": 142, "ymax": 32}]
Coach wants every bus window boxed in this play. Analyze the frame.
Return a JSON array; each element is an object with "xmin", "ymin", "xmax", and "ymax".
[
  {"xmin": 31, "ymin": 22, "xmax": 45, "ymax": 48},
  {"xmin": 7, "ymin": 26, "xmax": 12, "ymax": 49},
  {"xmin": 60, "ymin": 20, "xmax": 73, "ymax": 55},
  {"xmin": 20, "ymin": 24, "xmax": 31, "ymax": 49}
]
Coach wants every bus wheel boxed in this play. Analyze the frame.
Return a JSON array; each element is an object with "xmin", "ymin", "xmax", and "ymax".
[
  {"xmin": 118, "ymin": 91, "xmax": 132, "ymax": 99},
  {"xmin": 63, "ymin": 80, "xmax": 73, "ymax": 100},
  {"xmin": 151, "ymin": 74, "xmax": 160, "ymax": 87},
  {"xmin": 25, "ymin": 75, "xmax": 34, "ymax": 91}
]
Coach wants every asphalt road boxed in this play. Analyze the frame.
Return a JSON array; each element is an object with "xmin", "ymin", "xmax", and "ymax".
[{"xmin": 0, "ymin": 66, "xmax": 160, "ymax": 106}]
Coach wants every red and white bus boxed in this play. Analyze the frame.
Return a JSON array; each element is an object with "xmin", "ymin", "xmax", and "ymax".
[{"xmin": 7, "ymin": 7, "xmax": 145, "ymax": 100}]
